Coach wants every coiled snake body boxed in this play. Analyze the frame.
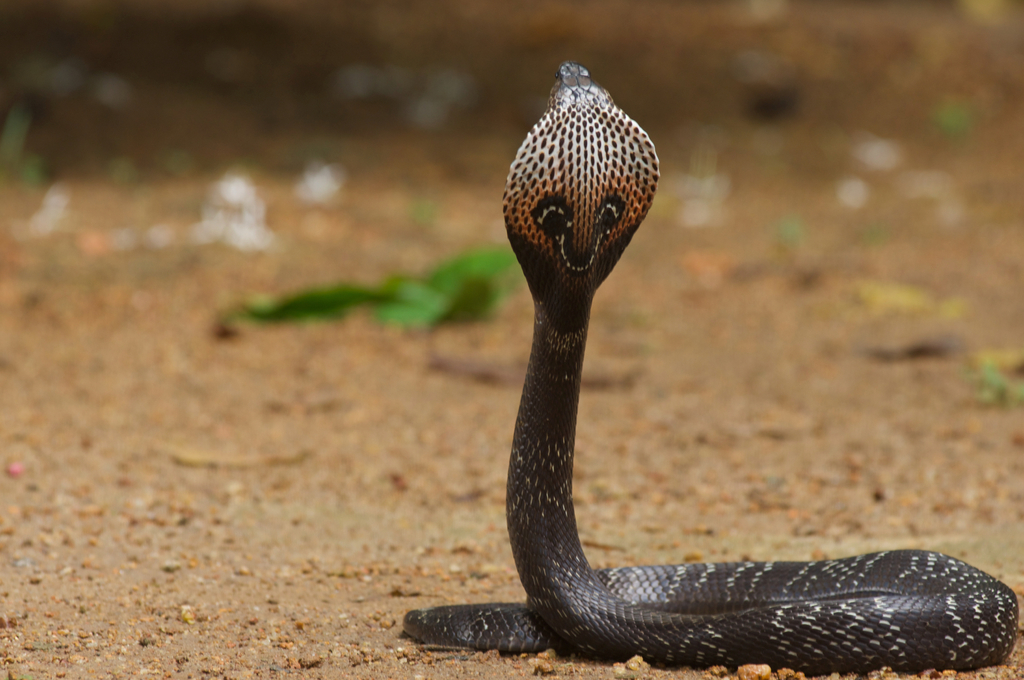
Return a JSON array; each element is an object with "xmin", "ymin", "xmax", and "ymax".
[{"xmin": 404, "ymin": 62, "xmax": 1019, "ymax": 675}]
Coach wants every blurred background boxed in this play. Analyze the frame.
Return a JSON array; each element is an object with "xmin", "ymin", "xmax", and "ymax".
[
  {"xmin": 1, "ymin": 0, "xmax": 1022, "ymax": 179},
  {"xmin": 2, "ymin": 0, "xmax": 1023, "ymax": 281}
]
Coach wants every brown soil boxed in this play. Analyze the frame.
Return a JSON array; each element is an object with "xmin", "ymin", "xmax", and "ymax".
[{"xmin": 1, "ymin": 1, "xmax": 1023, "ymax": 678}]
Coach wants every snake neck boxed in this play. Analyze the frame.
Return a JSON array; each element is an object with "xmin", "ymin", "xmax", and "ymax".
[{"xmin": 507, "ymin": 299, "xmax": 595, "ymax": 614}]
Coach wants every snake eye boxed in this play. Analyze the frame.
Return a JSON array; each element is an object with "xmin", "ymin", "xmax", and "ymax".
[
  {"xmin": 595, "ymin": 195, "xmax": 625, "ymax": 236},
  {"xmin": 531, "ymin": 195, "xmax": 573, "ymax": 238}
]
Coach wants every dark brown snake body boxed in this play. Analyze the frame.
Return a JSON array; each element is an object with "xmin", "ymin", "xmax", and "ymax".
[{"xmin": 403, "ymin": 62, "xmax": 1019, "ymax": 675}]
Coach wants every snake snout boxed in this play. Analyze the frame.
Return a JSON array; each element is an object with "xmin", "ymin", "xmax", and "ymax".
[
  {"xmin": 557, "ymin": 61, "xmax": 591, "ymax": 89},
  {"xmin": 550, "ymin": 61, "xmax": 613, "ymax": 110}
]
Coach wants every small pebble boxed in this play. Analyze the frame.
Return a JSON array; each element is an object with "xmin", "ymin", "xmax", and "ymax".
[
  {"xmin": 6, "ymin": 461, "xmax": 25, "ymax": 477},
  {"xmin": 611, "ymin": 665, "xmax": 636, "ymax": 679},
  {"xmin": 625, "ymin": 656, "xmax": 649, "ymax": 672},
  {"xmin": 775, "ymin": 670, "xmax": 806, "ymax": 680},
  {"xmin": 613, "ymin": 656, "xmax": 649, "ymax": 679},
  {"xmin": 529, "ymin": 657, "xmax": 555, "ymax": 675},
  {"xmin": 737, "ymin": 664, "xmax": 772, "ymax": 680}
]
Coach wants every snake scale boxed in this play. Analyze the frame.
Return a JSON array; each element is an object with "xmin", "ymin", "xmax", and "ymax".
[{"xmin": 403, "ymin": 61, "xmax": 1019, "ymax": 675}]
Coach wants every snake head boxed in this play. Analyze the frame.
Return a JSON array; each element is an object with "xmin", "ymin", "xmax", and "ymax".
[{"xmin": 504, "ymin": 62, "xmax": 659, "ymax": 321}]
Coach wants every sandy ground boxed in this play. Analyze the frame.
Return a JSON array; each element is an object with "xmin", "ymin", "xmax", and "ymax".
[{"xmin": 1, "ymin": 1, "xmax": 1023, "ymax": 678}]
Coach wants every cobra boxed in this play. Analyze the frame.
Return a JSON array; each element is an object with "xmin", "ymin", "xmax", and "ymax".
[{"xmin": 403, "ymin": 61, "xmax": 1019, "ymax": 675}]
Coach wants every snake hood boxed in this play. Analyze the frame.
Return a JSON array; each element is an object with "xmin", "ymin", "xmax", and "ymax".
[{"xmin": 504, "ymin": 61, "xmax": 659, "ymax": 330}]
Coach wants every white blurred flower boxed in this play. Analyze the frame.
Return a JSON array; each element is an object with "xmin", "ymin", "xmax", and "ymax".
[
  {"xmin": 852, "ymin": 132, "xmax": 902, "ymax": 171},
  {"xmin": 29, "ymin": 183, "xmax": 70, "ymax": 236},
  {"xmin": 836, "ymin": 176, "xmax": 869, "ymax": 209},
  {"xmin": 294, "ymin": 162, "xmax": 345, "ymax": 205},
  {"xmin": 192, "ymin": 173, "xmax": 274, "ymax": 251},
  {"xmin": 897, "ymin": 170, "xmax": 963, "ymax": 228},
  {"xmin": 673, "ymin": 141, "xmax": 731, "ymax": 228},
  {"xmin": 674, "ymin": 174, "xmax": 731, "ymax": 228},
  {"xmin": 406, "ymin": 68, "xmax": 477, "ymax": 129}
]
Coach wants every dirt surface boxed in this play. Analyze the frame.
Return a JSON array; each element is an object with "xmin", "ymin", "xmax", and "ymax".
[{"xmin": 1, "ymin": 1, "xmax": 1024, "ymax": 678}]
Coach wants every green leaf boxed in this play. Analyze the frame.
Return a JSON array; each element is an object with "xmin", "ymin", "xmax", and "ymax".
[
  {"xmin": 428, "ymin": 247, "xmax": 521, "ymax": 322},
  {"xmin": 375, "ymin": 279, "xmax": 450, "ymax": 327},
  {"xmin": 225, "ymin": 246, "xmax": 523, "ymax": 329},
  {"xmin": 971, "ymin": 360, "xmax": 1024, "ymax": 408},
  {"xmin": 775, "ymin": 215, "xmax": 805, "ymax": 251},
  {"xmin": 234, "ymin": 284, "xmax": 386, "ymax": 322},
  {"xmin": 0, "ymin": 101, "xmax": 31, "ymax": 171},
  {"xmin": 442, "ymin": 276, "xmax": 503, "ymax": 322},
  {"xmin": 19, "ymin": 154, "xmax": 48, "ymax": 186},
  {"xmin": 427, "ymin": 248, "xmax": 519, "ymax": 295},
  {"xmin": 932, "ymin": 100, "xmax": 974, "ymax": 139}
]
